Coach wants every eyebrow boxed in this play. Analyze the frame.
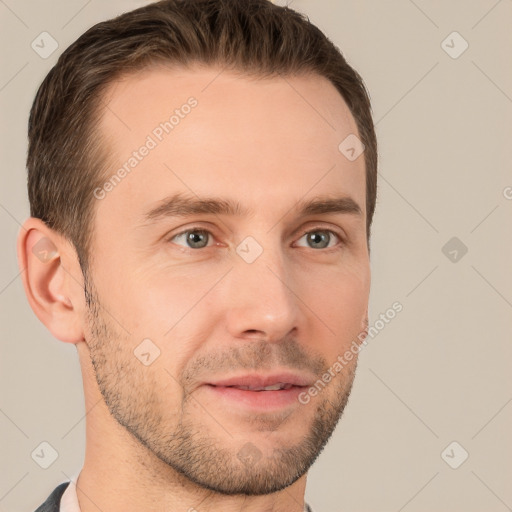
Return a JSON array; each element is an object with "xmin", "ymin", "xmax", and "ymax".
[{"xmin": 141, "ymin": 192, "xmax": 363, "ymax": 224}]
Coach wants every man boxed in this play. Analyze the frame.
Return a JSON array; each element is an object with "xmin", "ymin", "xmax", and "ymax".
[{"xmin": 18, "ymin": 0, "xmax": 377, "ymax": 510}]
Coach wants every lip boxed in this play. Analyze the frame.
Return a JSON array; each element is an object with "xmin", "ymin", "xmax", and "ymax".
[
  {"xmin": 206, "ymin": 372, "xmax": 314, "ymax": 389},
  {"xmin": 203, "ymin": 383, "xmax": 307, "ymax": 410},
  {"xmin": 202, "ymin": 372, "xmax": 315, "ymax": 411}
]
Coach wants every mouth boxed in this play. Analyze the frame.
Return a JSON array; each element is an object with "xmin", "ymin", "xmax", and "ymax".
[
  {"xmin": 215, "ymin": 383, "xmax": 296, "ymax": 391},
  {"xmin": 202, "ymin": 373, "xmax": 313, "ymax": 410}
]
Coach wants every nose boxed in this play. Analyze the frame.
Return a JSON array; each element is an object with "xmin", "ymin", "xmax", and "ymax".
[{"xmin": 224, "ymin": 241, "xmax": 301, "ymax": 343}]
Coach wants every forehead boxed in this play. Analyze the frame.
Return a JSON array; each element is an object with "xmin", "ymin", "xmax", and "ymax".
[{"xmin": 94, "ymin": 64, "xmax": 365, "ymax": 227}]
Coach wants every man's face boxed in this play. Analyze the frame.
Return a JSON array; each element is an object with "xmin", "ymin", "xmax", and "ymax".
[{"xmin": 82, "ymin": 65, "xmax": 370, "ymax": 495}]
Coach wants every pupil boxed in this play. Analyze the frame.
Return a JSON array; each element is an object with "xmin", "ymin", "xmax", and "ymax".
[
  {"xmin": 188, "ymin": 231, "xmax": 206, "ymax": 248},
  {"xmin": 309, "ymin": 232, "xmax": 327, "ymax": 248}
]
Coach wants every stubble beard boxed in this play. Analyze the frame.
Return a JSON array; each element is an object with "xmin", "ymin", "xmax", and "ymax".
[{"xmin": 83, "ymin": 270, "xmax": 358, "ymax": 496}]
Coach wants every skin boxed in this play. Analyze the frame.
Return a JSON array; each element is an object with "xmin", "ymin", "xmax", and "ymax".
[{"xmin": 18, "ymin": 65, "xmax": 370, "ymax": 512}]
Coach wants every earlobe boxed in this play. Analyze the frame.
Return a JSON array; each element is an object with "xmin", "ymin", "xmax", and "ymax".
[{"xmin": 17, "ymin": 218, "xmax": 85, "ymax": 344}]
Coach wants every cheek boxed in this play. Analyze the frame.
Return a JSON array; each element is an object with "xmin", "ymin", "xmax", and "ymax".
[
  {"xmin": 97, "ymin": 260, "xmax": 205, "ymax": 329},
  {"xmin": 112, "ymin": 269, "xmax": 220, "ymax": 371},
  {"xmin": 299, "ymin": 264, "xmax": 369, "ymax": 343}
]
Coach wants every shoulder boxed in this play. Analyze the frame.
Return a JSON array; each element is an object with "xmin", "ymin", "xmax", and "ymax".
[{"xmin": 33, "ymin": 482, "xmax": 70, "ymax": 512}]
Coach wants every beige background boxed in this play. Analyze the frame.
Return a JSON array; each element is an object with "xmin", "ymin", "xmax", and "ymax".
[{"xmin": 1, "ymin": 1, "xmax": 511, "ymax": 511}]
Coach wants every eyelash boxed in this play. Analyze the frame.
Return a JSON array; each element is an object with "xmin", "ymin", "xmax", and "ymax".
[{"xmin": 166, "ymin": 226, "xmax": 345, "ymax": 252}]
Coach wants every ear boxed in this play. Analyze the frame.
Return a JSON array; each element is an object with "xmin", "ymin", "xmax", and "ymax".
[{"xmin": 16, "ymin": 217, "xmax": 85, "ymax": 344}]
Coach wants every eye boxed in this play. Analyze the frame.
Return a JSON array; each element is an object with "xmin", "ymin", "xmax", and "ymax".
[
  {"xmin": 167, "ymin": 226, "xmax": 344, "ymax": 252},
  {"xmin": 295, "ymin": 228, "xmax": 343, "ymax": 250},
  {"xmin": 169, "ymin": 228, "xmax": 213, "ymax": 249}
]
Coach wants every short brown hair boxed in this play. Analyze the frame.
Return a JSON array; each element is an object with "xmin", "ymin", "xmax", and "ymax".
[{"xmin": 27, "ymin": 0, "xmax": 377, "ymax": 274}]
